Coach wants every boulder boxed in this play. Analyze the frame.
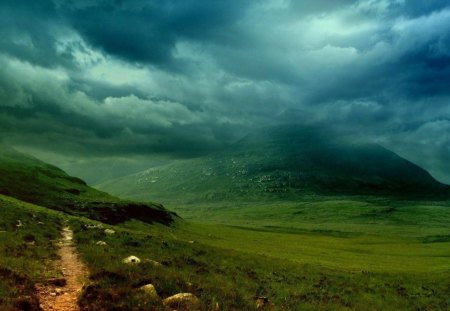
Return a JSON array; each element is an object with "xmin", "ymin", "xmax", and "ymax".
[
  {"xmin": 104, "ymin": 228, "xmax": 115, "ymax": 235},
  {"xmin": 162, "ymin": 293, "xmax": 200, "ymax": 310},
  {"xmin": 139, "ymin": 284, "xmax": 159, "ymax": 301},
  {"xmin": 123, "ymin": 255, "xmax": 141, "ymax": 264}
]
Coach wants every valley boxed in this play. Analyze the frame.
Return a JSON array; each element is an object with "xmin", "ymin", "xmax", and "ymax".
[{"xmin": 0, "ymin": 145, "xmax": 449, "ymax": 310}]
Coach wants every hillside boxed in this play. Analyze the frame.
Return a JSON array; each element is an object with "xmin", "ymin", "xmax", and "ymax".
[
  {"xmin": 0, "ymin": 144, "xmax": 449, "ymax": 310},
  {"xmin": 0, "ymin": 145, "xmax": 174, "ymax": 224},
  {"xmin": 97, "ymin": 125, "xmax": 450, "ymax": 203}
]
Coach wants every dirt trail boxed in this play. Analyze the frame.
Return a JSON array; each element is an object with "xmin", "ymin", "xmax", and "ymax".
[{"xmin": 36, "ymin": 227, "xmax": 88, "ymax": 311}]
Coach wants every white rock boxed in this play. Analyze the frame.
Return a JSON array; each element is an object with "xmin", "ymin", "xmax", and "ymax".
[
  {"xmin": 139, "ymin": 284, "xmax": 159, "ymax": 300},
  {"xmin": 162, "ymin": 293, "xmax": 200, "ymax": 310},
  {"xmin": 104, "ymin": 229, "xmax": 115, "ymax": 235},
  {"xmin": 96, "ymin": 241, "xmax": 107, "ymax": 246},
  {"xmin": 123, "ymin": 255, "xmax": 141, "ymax": 264}
]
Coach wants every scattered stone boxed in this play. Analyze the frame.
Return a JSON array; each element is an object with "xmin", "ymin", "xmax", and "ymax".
[
  {"xmin": 162, "ymin": 293, "xmax": 200, "ymax": 310},
  {"xmin": 37, "ymin": 221, "xmax": 45, "ymax": 225},
  {"xmin": 104, "ymin": 228, "xmax": 115, "ymax": 235},
  {"xmin": 96, "ymin": 241, "xmax": 107, "ymax": 246},
  {"xmin": 123, "ymin": 255, "xmax": 141, "ymax": 264},
  {"xmin": 16, "ymin": 220, "xmax": 23, "ymax": 228},
  {"xmin": 139, "ymin": 284, "xmax": 159, "ymax": 301},
  {"xmin": 50, "ymin": 292, "xmax": 57, "ymax": 297},
  {"xmin": 85, "ymin": 223, "xmax": 103, "ymax": 229},
  {"xmin": 188, "ymin": 240, "xmax": 195, "ymax": 244},
  {"xmin": 55, "ymin": 288, "xmax": 63, "ymax": 295}
]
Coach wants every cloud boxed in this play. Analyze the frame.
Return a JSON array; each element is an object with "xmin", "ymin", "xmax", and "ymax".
[{"xmin": 0, "ymin": 0, "xmax": 450, "ymax": 182}]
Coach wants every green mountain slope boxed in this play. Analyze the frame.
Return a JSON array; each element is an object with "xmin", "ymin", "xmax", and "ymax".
[
  {"xmin": 97, "ymin": 125, "xmax": 450, "ymax": 203},
  {"xmin": 0, "ymin": 146, "xmax": 174, "ymax": 224}
]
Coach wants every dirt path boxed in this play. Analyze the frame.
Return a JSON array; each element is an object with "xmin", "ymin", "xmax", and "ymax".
[{"xmin": 36, "ymin": 227, "xmax": 88, "ymax": 311}]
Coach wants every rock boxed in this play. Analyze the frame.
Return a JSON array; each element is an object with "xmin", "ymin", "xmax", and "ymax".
[
  {"xmin": 16, "ymin": 220, "xmax": 23, "ymax": 228},
  {"xmin": 104, "ymin": 229, "xmax": 115, "ymax": 235},
  {"xmin": 188, "ymin": 240, "xmax": 195, "ymax": 244},
  {"xmin": 162, "ymin": 293, "xmax": 200, "ymax": 310},
  {"xmin": 123, "ymin": 255, "xmax": 141, "ymax": 264},
  {"xmin": 96, "ymin": 241, "xmax": 107, "ymax": 246},
  {"xmin": 84, "ymin": 223, "xmax": 102, "ymax": 229},
  {"xmin": 139, "ymin": 284, "xmax": 159, "ymax": 301}
]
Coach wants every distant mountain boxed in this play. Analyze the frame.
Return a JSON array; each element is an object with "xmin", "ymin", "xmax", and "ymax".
[
  {"xmin": 0, "ymin": 145, "xmax": 174, "ymax": 224},
  {"xmin": 97, "ymin": 125, "xmax": 450, "ymax": 203}
]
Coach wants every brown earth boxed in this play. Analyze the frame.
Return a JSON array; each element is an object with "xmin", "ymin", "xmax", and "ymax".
[{"xmin": 36, "ymin": 227, "xmax": 88, "ymax": 311}]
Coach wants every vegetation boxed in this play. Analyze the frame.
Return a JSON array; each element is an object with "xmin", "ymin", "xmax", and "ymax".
[
  {"xmin": 97, "ymin": 125, "xmax": 450, "ymax": 204},
  {"xmin": 0, "ymin": 145, "xmax": 449, "ymax": 310},
  {"xmin": 0, "ymin": 146, "xmax": 174, "ymax": 225},
  {"xmin": 70, "ymin": 214, "xmax": 450, "ymax": 310},
  {"xmin": 0, "ymin": 195, "xmax": 62, "ymax": 310}
]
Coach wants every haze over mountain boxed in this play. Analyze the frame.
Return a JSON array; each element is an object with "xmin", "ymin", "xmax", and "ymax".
[{"xmin": 98, "ymin": 125, "xmax": 450, "ymax": 203}]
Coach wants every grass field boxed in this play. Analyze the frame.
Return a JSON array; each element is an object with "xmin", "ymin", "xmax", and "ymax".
[
  {"xmin": 0, "ymin": 193, "xmax": 449, "ymax": 310},
  {"xmin": 70, "ymin": 196, "xmax": 450, "ymax": 310}
]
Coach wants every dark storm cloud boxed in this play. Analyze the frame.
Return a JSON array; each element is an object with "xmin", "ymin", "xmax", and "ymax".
[
  {"xmin": 1, "ymin": 0, "xmax": 450, "ymax": 182},
  {"xmin": 58, "ymin": 0, "xmax": 252, "ymax": 67}
]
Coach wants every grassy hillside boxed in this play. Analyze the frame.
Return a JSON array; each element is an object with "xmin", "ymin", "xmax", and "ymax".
[
  {"xmin": 1, "ymin": 192, "xmax": 448, "ymax": 310},
  {"xmin": 0, "ymin": 146, "xmax": 174, "ymax": 225},
  {"xmin": 97, "ymin": 125, "xmax": 450, "ymax": 204},
  {"xmin": 70, "ymin": 212, "xmax": 450, "ymax": 310},
  {"xmin": 0, "ymin": 159, "xmax": 448, "ymax": 309},
  {"xmin": 0, "ymin": 194, "xmax": 63, "ymax": 310}
]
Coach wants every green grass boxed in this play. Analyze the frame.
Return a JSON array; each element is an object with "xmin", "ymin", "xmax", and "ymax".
[
  {"xmin": 166, "ymin": 198, "xmax": 450, "ymax": 235},
  {"xmin": 0, "ymin": 146, "xmax": 449, "ymax": 310},
  {"xmin": 0, "ymin": 194, "xmax": 63, "ymax": 309},
  {"xmin": 0, "ymin": 146, "xmax": 174, "ymax": 225},
  {"xmin": 70, "ymin": 216, "xmax": 450, "ymax": 310},
  {"xmin": 69, "ymin": 196, "xmax": 450, "ymax": 309},
  {"xmin": 0, "ymin": 192, "xmax": 449, "ymax": 310}
]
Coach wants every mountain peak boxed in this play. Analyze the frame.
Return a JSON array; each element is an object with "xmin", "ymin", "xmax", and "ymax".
[{"xmin": 97, "ymin": 125, "xmax": 450, "ymax": 203}]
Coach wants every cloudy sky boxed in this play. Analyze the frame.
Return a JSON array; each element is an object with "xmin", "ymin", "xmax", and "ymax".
[{"xmin": 1, "ymin": 0, "xmax": 450, "ymax": 183}]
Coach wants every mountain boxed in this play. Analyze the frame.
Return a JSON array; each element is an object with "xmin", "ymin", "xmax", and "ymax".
[
  {"xmin": 97, "ymin": 125, "xmax": 450, "ymax": 203},
  {"xmin": 0, "ymin": 145, "xmax": 174, "ymax": 224}
]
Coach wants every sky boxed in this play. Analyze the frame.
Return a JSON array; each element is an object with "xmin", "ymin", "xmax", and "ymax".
[{"xmin": 1, "ymin": 0, "xmax": 450, "ymax": 184}]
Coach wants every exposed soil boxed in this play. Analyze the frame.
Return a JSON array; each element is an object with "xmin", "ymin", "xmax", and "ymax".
[{"xmin": 36, "ymin": 227, "xmax": 88, "ymax": 311}]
